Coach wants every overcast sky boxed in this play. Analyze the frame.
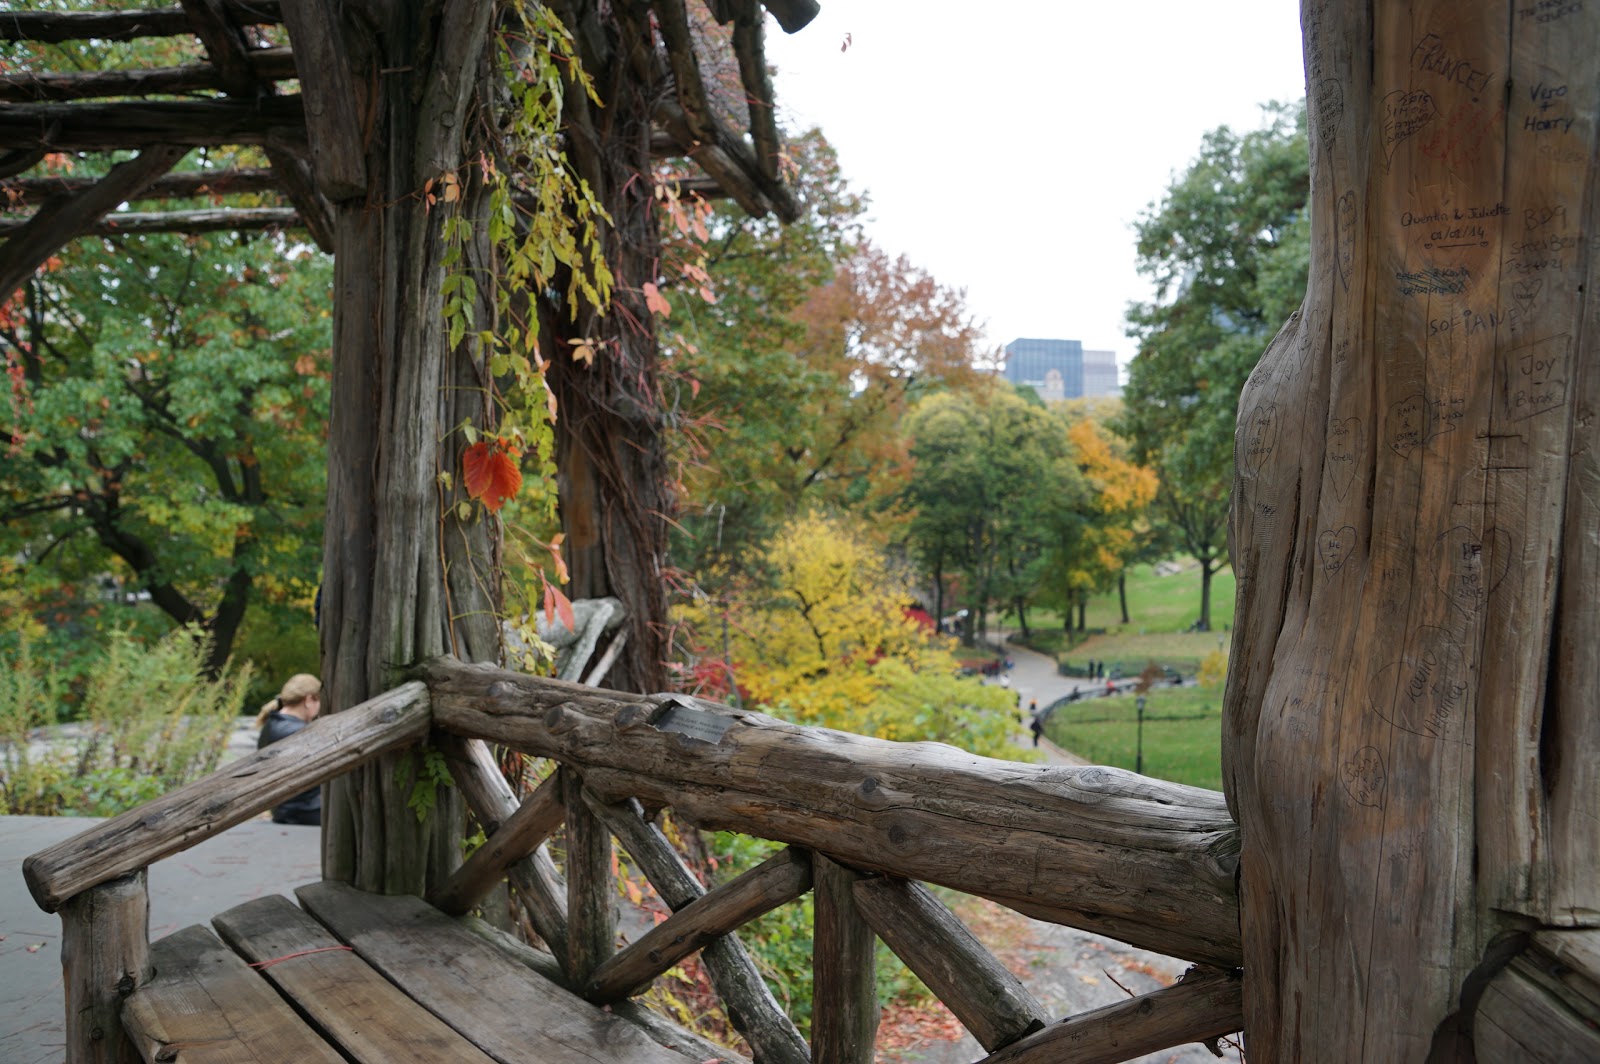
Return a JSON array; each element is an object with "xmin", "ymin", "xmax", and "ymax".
[{"xmin": 764, "ymin": 3, "xmax": 1309, "ymax": 368}]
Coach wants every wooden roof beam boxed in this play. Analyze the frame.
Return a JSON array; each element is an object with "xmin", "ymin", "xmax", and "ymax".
[
  {"xmin": 278, "ymin": 0, "xmax": 368, "ymax": 201},
  {"xmin": 730, "ymin": 0, "xmax": 780, "ymax": 183},
  {"xmin": 0, "ymin": 2, "xmax": 283, "ymax": 44},
  {"xmin": 1, "ymin": 167, "xmax": 280, "ymax": 206},
  {"xmin": 0, "ymin": 96, "xmax": 304, "ymax": 152},
  {"xmin": 0, "ymin": 145, "xmax": 188, "ymax": 299},
  {"xmin": 0, "ymin": 47, "xmax": 299, "ymax": 103},
  {"xmin": 0, "ymin": 206, "xmax": 301, "ymax": 238}
]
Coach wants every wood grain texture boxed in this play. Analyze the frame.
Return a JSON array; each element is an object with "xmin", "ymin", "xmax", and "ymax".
[
  {"xmin": 1473, "ymin": 956, "xmax": 1600, "ymax": 1063},
  {"xmin": 424, "ymin": 660, "xmax": 1241, "ymax": 967},
  {"xmin": 0, "ymin": 206, "xmax": 299, "ymax": 236},
  {"xmin": 429, "ymin": 769, "xmax": 564, "ymax": 916},
  {"xmin": 853, "ymin": 876, "xmax": 1046, "ymax": 1052},
  {"xmin": 810, "ymin": 855, "xmax": 877, "ymax": 1063},
  {"xmin": 296, "ymin": 881, "xmax": 706, "ymax": 1063},
  {"xmin": 582, "ymin": 792, "xmax": 811, "ymax": 1064},
  {"xmin": 0, "ymin": 97, "xmax": 306, "ymax": 151},
  {"xmin": 436, "ymin": 734, "xmax": 570, "ymax": 964},
  {"xmin": 0, "ymin": 50, "xmax": 297, "ymax": 101},
  {"xmin": 584, "ymin": 846, "xmax": 813, "ymax": 1003},
  {"xmin": 23, "ymin": 683, "xmax": 429, "ymax": 913},
  {"xmin": 123, "ymin": 924, "xmax": 346, "ymax": 1064},
  {"xmin": 563, "ymin": 768, "xmax": 616, "ymax": 986},
  {"xmin": 61, "ymin": 872, "xmax": 149, "ymax": 1064},
  {"xmin": 976, "ymin": 966, "xmax": 1243, "ymax": 1064},
  {"xmin": 213, "ymin": 894, "xmax": 499, "ymax": 1064},
  {"xmin": 1223, "ymin": 2, "xmax": 1600, "ymax": 1058},
  {"xmin": 458, "ymin": 915, "xmax": 752, "ymax": 1064}
]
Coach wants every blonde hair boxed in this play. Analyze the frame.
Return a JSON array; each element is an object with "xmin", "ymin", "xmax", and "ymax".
[{"xmin": 255, "ymin": 673, "xmax": 323, "ymax": 728}]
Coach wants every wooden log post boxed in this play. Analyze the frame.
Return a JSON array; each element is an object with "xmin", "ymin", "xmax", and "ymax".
[
  {"xmin": 852, "ymin": 876, "xmax": 1046, "ymax": 1053},
  {"xmin": 563, "ymin": 769, "xmax": 616, "ymax": 985},
  {"xmin": 60, "ymin": 870, "xmax": 150, "ymax": 1064},
  {"xmin": 1227, "ymin": 3, "xmax": 1600, "ymax": 1058},
  {"xmin": 810, "ymin": 855, "xmax": 877, "ymax": 1064},
  {"xmin": 429, "ymin": 770, "xmax": 565, "ymax": 917}
]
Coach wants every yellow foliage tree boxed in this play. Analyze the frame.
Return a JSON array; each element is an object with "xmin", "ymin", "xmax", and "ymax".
[{"xmin": 688, "ymin": 510, "xmax": 1022, "ymax": 758}]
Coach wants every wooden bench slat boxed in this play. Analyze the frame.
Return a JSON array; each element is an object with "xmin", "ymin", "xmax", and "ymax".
[
  {"xmin": 295, "ymin": 880, "xmax": 714, "ymax": 1064},
  {"xmin": 123, "ymin": 924, "xmax": 346, "ymax": 1064},
  {"xmin": 212, "ymin": 895, "xmax": 499, "ymax": 1064}
]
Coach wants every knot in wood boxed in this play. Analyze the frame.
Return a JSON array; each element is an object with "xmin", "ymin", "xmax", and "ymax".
[
  {"xmin": 487, "ymin": 680, "xmax": 521, "ymax": 702},
  {"xmin": 887, "ymin": 824, "xmax": 910, "ymax": 846},
  {"xmin": 543, "ymin": 702, "xmax": 581, "ymax": 732},
  {"xmin": 860, "ymin": 776, "xmax": 878, "ymax": 794},
  {"xmin": 116, "ymin": 971, "xmax": 137, "ymax": 996}
]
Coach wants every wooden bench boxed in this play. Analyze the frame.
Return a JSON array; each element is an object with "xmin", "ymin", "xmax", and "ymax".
[
  {"xmin": 124, "ymin": 881, "xmax": 722, "ymax": 1063},
  {"xmin": 26, "ymin": 661, "xmax": 1254, "ymax": 1064}
]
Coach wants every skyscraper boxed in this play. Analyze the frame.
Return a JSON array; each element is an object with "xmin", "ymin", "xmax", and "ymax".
[{"xmin": 1002, "ymin": 339, "xmax": 1120, "ymax": 400}]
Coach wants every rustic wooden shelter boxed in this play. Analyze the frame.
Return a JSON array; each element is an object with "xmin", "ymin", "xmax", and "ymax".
[{"xmin": 5, "ymin": 1, "xmax": 1600, "ymax": 1062}]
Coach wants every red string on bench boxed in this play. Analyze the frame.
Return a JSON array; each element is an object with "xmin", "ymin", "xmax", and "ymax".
[{"xmin": 248, "ymin": 945, "xmax": 354, "ymax": 969}]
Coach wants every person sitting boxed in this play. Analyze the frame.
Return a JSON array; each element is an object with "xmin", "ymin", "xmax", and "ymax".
[{"xmin": 254, "ymin": 674, "xmax": 324, "ymax": 826}]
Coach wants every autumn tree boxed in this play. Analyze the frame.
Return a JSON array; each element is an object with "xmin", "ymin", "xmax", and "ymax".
[
  {"xmin": 904, "ymin": 384, "xmax": 1088, "ymax": 641},
  {"xmin": 1118, "ymin": 102, "xmax": 1309, "ymax": 631},
  {"xmin": 1, "ymin": 229, "xmax": 331, "ymax": 677},
  {"xmin": 688, "ymin": 509, "xmax": 1019, "ymax": 758}
]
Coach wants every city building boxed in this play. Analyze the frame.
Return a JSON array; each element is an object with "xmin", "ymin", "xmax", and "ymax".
[{"xmin": 1001, "ymin": 338, "xmax": 1121, "ymax": 401}]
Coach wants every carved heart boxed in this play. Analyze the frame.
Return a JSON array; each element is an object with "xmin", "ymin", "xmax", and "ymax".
[
  {"xmin": 1319, "ymin": 526, "xmax": 1357, "ymax": 574},
  {"xmin": 1512, "ymin": 278, "xmax": 1542, "ymax": 310},
  {"xmin": 1435, "ymin": 526, "xmax": 1512, "ymax": 613},
  {"xmin": 1341, "ymin": 746, "xmax": 1386, "ymax": 809},
  {"xmin": 1368, "ymin": 625, "xmax": 1469, "ymax": 743},
  {"xmin": 1335, "ymin": 191, "xmax": 1357, "ymax": 291},
  {"xmin": 1326, "ymin": 416, "xmax": 1360, "ymax": 499},
  {"xmin": 1242, "ymin": 402, "xmax": 1279, "ymax": 477}
]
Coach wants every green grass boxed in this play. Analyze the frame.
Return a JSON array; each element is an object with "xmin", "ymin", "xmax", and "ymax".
[{"xmin": 1042, "ymin": 684, "xmax": 1225, "ymax": 791}]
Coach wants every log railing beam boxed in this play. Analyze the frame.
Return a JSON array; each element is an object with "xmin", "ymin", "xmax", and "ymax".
[
  {"xmin": 853, "ymin": 875, "xmax": 1047, "ymax": 1052},
  {"xmin": 582, "ymin": 792, "xmax": 812, "ymax": 1064},
  {"xmin": 1, "ymin": 167, "xmax": 280, "ymax": 204},
  {"xmin": 975, "ymin": 966, "xmax": 1244, "ymax": 1064},
  {"xmin": 0, "ymin": 207, "xmax": 300, "ymax": 237},
  {"xmin": 584, "ymin": 846, "xmax": 813, "ymax": 1003},
  {"xmin": 563, "ymin": 768, "xmax": 616, "ymax": 986},
  {"xmin": 429, "ymin": 769, "xmax": 565, "ymax": 917},
  {"xmin": 423, "ymin": 659, "xmax": 1243, "ymax": 968},
  {"xmin": 23, "ymin": 682, "xmax": 430, "ymax": 912},
  {"xmin": 435, "ymin": 735, "xmax": 570, "ymax": 967}
]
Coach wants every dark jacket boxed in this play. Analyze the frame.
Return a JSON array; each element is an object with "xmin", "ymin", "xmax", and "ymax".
[{"xmin": 257, "ymin": 710, "xmax": 320, "ymax": 824}]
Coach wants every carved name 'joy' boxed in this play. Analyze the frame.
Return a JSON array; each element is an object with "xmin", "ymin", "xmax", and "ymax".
[{"xmin": 1502, "ymin": 334, "xmax": 1570, "ymax": 420}]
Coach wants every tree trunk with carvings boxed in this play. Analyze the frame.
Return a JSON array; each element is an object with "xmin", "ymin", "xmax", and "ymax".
[
  {"xmin": 1225, "ymin": 2, "xmax": 1599, "ymax": 1060},
  {"xmin": 282, "ymin": 0, "xmax": 502, "ymax": 894}
]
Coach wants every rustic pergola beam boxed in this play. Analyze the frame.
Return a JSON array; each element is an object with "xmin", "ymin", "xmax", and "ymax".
[
  {"xmin": 0, "ymin": 97, "xmax": 305, "ymax": 152},
  {"xmin": 0, "ymin": 47, "xmax": 298, "ymax": 102},
  {"xmin": 759, "ymin": 0, "xmax": 820, "ymax": 34},
  {"xmin": 0, "ymin": 144, "xmax": 187, "ymax": 299},
  {"xmin": 1, "ymin": 167, "xmax": 279, "ymax": 205},
  {"xmin": 0, "ymin": 2, "xmax": 282, "ymax": 44},
  {"xmin": 650, "ymin": 0, "xmax": 721, "ymax": 148},
  {"xmin": 0, "ymin": 206, "xmax": 301, "ymax": 237},
  {"xmin": 731, "ymin": 0, "xmax": 781, "ymax": 183}
]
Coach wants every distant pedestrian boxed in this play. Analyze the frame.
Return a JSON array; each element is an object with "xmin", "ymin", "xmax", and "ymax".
[
  {"xmin": 255, "ymin": 674, "xmax": 324, "ymax": 826},
  {"xmin": 1029, "ymin": 713, "xmax": 1044, "ymax": 747},
  {"xmin": 1105, "ymin": 677, "xmax": 1116, "ymax": 697},
  {"xmin": 1086, "ymin": 659, "xmax": 1096, "ymax": 678}
]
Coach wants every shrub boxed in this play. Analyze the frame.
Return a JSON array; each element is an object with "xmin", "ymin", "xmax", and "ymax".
[{"xmin": 0, "ymin": 627, "xmax": 252, "ymax": 816}]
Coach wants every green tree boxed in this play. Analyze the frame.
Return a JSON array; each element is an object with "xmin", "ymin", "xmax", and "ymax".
[
  {"xmin": 904, "ymin": 384, "xmax": 1088, "ymax": 642},
  {"xmin": 1116, "ymin": 101, "xmax": 1309, "ymax": 631},
  {"xmin": 1, "ymin": 230, "xmax": 332, "ymax": 677}
]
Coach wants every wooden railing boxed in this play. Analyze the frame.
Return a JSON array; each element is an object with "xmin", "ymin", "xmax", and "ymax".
[{"xmin": 24, "ymin": 659, "xmax": 1246, "ymax": 1064}]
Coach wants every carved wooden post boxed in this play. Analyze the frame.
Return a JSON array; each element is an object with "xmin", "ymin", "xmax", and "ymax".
[
  {"xmin": 60, "ymin": 871, "xmax": 149, "ymax": 1064},
  {"xmin": 810, "ymin": 854, "xmax": 877, "ymax": 1062},
  {"xmin": 1226, "ymin": 1, "xmax": 1600, "ymax": 1058}
]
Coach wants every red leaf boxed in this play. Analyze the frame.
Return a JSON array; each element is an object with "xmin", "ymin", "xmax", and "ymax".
[
  {"xmin": 463, "ymin": 440, "xmax": 522, "ymax": 513},
  {"xmin": 541, "ymin": 576, "xmax": 577, "ymax": 633}
]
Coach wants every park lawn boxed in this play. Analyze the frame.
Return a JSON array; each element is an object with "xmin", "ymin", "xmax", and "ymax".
[{"xmin": 1043, "ymin": 684, "xmax": 1226, "ymax": 792}]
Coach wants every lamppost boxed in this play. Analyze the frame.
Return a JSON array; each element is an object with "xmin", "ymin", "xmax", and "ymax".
[{"xmin": 1135, "ymin": 694, "xmax": 1147, "ymax": 775}]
